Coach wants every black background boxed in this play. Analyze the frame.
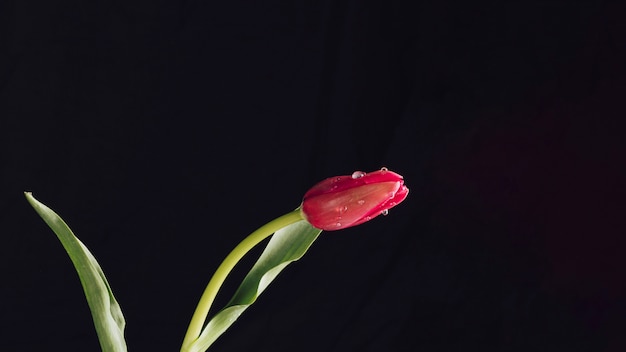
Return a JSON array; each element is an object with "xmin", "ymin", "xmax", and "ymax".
[{"xmin": 2, "ymin": 1, "xmax": 625, "ymax": 351}]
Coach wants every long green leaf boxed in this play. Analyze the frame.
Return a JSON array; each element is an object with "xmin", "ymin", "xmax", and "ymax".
[
  {"xmin": 25, "ymin": 192, "xmax": 127, "ymax": 352},
  {"xmin": 189, "ymin": 220, "xmax": 322, "ymax": 352}
]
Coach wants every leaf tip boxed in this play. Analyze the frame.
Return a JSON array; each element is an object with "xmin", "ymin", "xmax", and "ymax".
[{"xmin": 24, "ymin": 191, "xmax": 36, "ymax": 205}]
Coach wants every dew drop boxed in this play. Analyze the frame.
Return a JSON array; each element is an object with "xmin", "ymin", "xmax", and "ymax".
[
  {"xmin": 351, "ymin": 171, "xmax": 366, "ymax": 179},
  {"xmin": 381, "ymin": 209, "xmax": 389, "ymax": 216},
  {"xmin": 380, "ymin": 167, "xmax": 388, "ymax": 173},
  {"xmin": 357, "ymin": 199, "xmax": 365, "ymax": 205},
  {"xmin": 337, "ymin": 205, "xmax": 348, "ymax": 214},
  {"xmin": 335, "ymin": 222, "xmax": 342, "ymax": 227}
]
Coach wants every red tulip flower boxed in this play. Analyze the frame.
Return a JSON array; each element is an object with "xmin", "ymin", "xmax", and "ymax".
[
  {"xmin": 26, "ymin": 167, "xmax": 411, "ymax": 352},
  {"xmin": 301, "ymin": 168, "xmax": 409, "ymax": 231}
]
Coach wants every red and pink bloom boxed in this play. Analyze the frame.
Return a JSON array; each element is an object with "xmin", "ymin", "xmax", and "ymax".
[{"xmin": 301, "ymin": 168, "xmax": 409, "ymax": 231}]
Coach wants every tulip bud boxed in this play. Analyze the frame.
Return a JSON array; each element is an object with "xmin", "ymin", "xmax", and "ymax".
[{"xmin": 301, "ymin": 168, "xmax": 409, "ymax": 231}]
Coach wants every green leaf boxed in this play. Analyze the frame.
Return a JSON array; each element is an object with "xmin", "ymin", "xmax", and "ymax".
[
  {"xmin": 25, "ymin": 192, "xmax": 127, "ymax": 352},
  {"xmin": 189, "ymin": 220, "xmax": 322, "ymax": 352}
]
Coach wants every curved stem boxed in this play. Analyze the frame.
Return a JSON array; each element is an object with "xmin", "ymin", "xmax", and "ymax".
[{"xmin": 180, "ymin": 208, "xmax": 304, "ymax": 352}]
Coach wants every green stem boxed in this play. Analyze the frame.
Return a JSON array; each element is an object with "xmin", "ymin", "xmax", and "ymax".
[{"xmin": 180, "ymin": 208, "xmax": 304, "ymax": 352}]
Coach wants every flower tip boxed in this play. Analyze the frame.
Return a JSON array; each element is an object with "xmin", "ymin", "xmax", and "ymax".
[{"xmin": 301, "ymin": 168, "xmax": 409, "ymax": 231}]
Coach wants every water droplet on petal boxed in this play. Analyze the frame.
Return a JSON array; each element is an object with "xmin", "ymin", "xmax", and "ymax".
[
  {"xmin": 351, "ymin": 171, "xmax": 366, "ymax": 179},
  {"xmin": 381, "ymin": 209, "xmax": 389, "ymax": 216},
  {"xmin": 380, "ymin": 167, "xmax": 388, "ymax": 172},
  {"xmin": 336, "ymin": 222, "xmax": 342, "ymax": 227},
  {"xmin": 337, "ymin": 205, "xmax": 348, "ymax": 214},
  {"xmin": 357, "ymin": 199, "xmax": 365, "ymax": 205}
]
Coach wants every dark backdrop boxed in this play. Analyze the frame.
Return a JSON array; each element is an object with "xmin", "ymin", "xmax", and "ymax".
[{"xmin": 2, "ymin": 1, "xmax": 625, "ymax": 351}]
